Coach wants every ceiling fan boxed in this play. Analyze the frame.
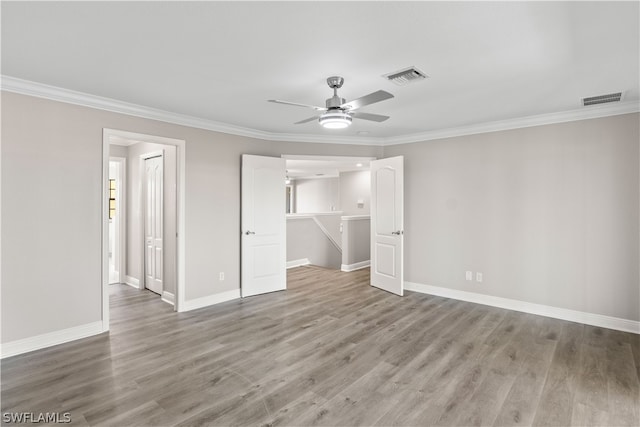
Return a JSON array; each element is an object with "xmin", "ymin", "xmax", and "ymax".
[{"xmin": 268, "ymin": 76, "xmax": 394, "ymax": 129}]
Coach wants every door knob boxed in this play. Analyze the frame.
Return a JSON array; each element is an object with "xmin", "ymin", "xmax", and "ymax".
[
  {"xmin": 245, "ymin": 230, "xmax": 255, "ymax": 235},
  {"xmin": 391, "ymin": 230, "xmax": 403, "ymax": 235}
]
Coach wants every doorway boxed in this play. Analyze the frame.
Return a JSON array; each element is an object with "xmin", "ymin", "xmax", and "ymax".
[
  {"xmin": 241, "ymin": 154, "xmax": 401, "ymax": 299},
  {"xmin": 102, "ymin": 129, "xmax": 186, "ymax": 331},
  {"xmin": 283, "ymin": 155, "xmax": 374, "ymax": 273},
  {"xmin": 108, "ymin": 157, "xmax": 126, "ymax": 285}
]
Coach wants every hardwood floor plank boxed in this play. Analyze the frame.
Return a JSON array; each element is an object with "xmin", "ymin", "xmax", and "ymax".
[
  {"xmin": 532, "ymin": 322, "xmax": 584, "ymax": 426},
  {"xmin": 261, "ymin": 391, "xmax": 328, "ymax": 427},
  {"xmin": 374, "ymin": 306, "xmax": 506, "ymax": 426},
  {"xmin": 492, "ymin": 337, "xmax": 556, "ymax": 426},
  {"xmin": 430, "ymin": 311, "xmax": 530, "ymax": 425},
  {"xmin": 2, "ymin": 266, "xmax": 638, "ymax": 427},
  {"xmin": 605, "ymin": 339, "xmax": 640, "ymax": 426},
  {"xmin": 286, "ymin": 362, "xmax": 399, "ymax": 427},
  {"xmin": 571, "ymin": 343, "xmax": 609, "ymax": 421}
]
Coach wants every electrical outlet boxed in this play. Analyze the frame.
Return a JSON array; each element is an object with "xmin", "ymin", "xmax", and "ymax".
[
  {"xmin": 476, "ymin": 272, "xmax": 483, "ymax": 283},
  {"xmin": 465, "ymin": 271, "xmax": 473, "ymax": 281},
  {"xmin": 219, "ymin": 272, "xmax": 225, "ymax": 281}
]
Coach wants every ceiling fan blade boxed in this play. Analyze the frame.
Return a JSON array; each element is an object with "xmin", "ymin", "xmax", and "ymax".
[
  {"xmin": 294, "ymin": 116, "xmax": 319, "ymax": 125},
  {"xmin": 352, "ymin": 112, "xmax": 390, "ymax": 122},
  {"xmin": 341, "ymin": 90, "xmax": 394, "ymax": 110},
  {"xmin": 268, "ymin": 99, "xmax": 326, "ymax": 111}
]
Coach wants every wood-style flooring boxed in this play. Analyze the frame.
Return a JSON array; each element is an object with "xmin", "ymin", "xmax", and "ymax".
[{"xmin": 2, "ymin": 266, "xmax": 639, "ymax": 426}]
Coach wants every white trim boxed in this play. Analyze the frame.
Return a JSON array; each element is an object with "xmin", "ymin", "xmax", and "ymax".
[
  {"xmin": 124, "ymin": 275, "xmax": 141, "ymax": 289},
  {"xmin": 287, "ymin": 212, "xmax": 343, "ymax": 218},
  {"xmin": 180, "ymin": 289, "xmax": 240, "ymax": 312},
  {"xmin": 2, "ymin": 76, "xmax": 380, "ymax": 146},
  {"xmin": 341, "ymin": 260, "xmax": 371, "ymax": 272},
  {"xmin": 161, "ymin": 291, "xmax": 175, "ymax": 306},
  {"xmin": 4, "ymin": 76, "xmax": 638, "ymax": 147},
  {"xmin": 101, "ymin": 135, "xmax": 110, "ymax": 332},
  {"xmin": 281, "ymin": 155, "xmax": 377, "ymax": 162},
  {"xmin": 311, "ymin": 217, "xmax": 341, "ymax": 252},
  {"xmin": 103, "ymin": 129, "xmax": 186, "ymax": 321},
  {"xmin": 340, "ymin": 215, "xmax": 370, "ymax": 221},
  {"xmin": 1, "ymin": 321, "xmax": 105, "ymax": 359},
  {"xmin": 383, "ymin": 102, "xmax": 640, "ymax": 145},
  {"xmin": 405, "ymin": 281, "xmax": 640, "ymax": 335},
  {"xmin": 287, "ymin": 258, "xmax": 311, "ymax": 269}
]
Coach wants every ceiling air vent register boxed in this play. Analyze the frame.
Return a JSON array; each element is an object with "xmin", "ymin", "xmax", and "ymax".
[
  {"xmin": 384, "ymin": 67, "xmax": 428, "ymax": 86},
  {"xmin": 582, "ymin": 92, "xmax": 623, "ymax": 106}
]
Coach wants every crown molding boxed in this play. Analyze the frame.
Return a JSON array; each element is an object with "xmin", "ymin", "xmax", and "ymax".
[
  {"xmin": 0, "ymin": 75, "xmax": 383, "ymax": 146},
  {"xmin": 2, "ymin": 75, "xmax": 638, "ymax": 147},
  {"xmin": 381, "ymin": 101, "xmax": 640, "ymax": 145}
]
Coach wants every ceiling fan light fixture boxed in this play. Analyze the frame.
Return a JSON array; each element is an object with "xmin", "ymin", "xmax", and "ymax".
[{"xmin": 319, "ymin": 110, "xmax": 352, "ymax": 129}]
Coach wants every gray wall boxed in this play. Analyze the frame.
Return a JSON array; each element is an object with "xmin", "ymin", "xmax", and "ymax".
[
  {"xmin": 340, "ymin": 170, "xmax": 371, "ymax": 215},
  {"xmin": 287, "ymin": 218, "xmax": 342, "ymax": 269},
  {"xmin": 1, "ymin": 91, "xmax": 382, "ymax": 343},
  {"xmin": 341, "ymin": 217, "xmax": 371, "ymax": 266},
  {"xmin": 314, "ymin": 213, "xmax": 342, "ymax": 250},
  {"xmin": 384, "ymin": 113, "xmax": 640, "ymax": 321},
  {"xmin": 294, "ymin": 178, "xmax": 340, "ymax": 213},
  {"xmin": 1, "ymin": 90, "xmax": 637, "ymax": 345}
]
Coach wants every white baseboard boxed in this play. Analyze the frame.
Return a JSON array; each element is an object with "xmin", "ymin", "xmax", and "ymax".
[
  {"xmin": 180, "ymin": 289, "xmax": 240, "ymax": 312},
  {"xmin": 1, "ymin": 321, "xmax": 105, "ymax": 359},
  {"xmin": 405, "ymin": 281, "xmax": 640, "ymax": 335},
  {"xmin": 341, "ymin": 260, "xmax": 370, "ymax": 272},
  {"xmin": 162, "ymin": 291, "xmax": 175, "ymax": 305},
  {"xmin": 287, "ymin": 258, "xmax": 310, "ymax": 269},
  {"xmin": 125, "ymin": 275, "xmax": 141, "ymax": 289}
]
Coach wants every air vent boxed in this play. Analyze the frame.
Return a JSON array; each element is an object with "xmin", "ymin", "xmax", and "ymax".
[
  {"xmin": 384, "ymin": 67, "xmax": 428, "ymax": 86},
  {"xmin": 582, "ymin": 92, "xmax": 623, "ymax": 106}
]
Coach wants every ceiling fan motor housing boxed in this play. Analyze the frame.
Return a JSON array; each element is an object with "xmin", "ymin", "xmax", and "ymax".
[
  {"xmin": 326, "ymin": 76, "xmax": 344, "ymax": 89},
  {"xmin": 326, "ymin": 96, "xmax": 346, "ymax": 109},
  {"xmin": 326, "ymin": 76, "xmax": 347, "ymax": 109}
]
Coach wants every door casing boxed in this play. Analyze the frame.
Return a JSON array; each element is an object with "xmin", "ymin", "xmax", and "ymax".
[{"xmin": 102, "ymin": 129, "xmax": 186, "ymax": 333}]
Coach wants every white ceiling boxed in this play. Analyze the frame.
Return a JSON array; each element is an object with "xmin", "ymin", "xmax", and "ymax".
[
  {"xmin": 2, "ymin": 1, "xmax": 638, "ymax": 142},
  {"xmin": 284, "ymin": 156, "xmax": 373, "ymax": 179}
]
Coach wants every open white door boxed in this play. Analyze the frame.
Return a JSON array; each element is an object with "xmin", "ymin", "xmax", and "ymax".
[
  {"xmin": 144, "ymin": 155, "xmax": 163, "ymax": 295},
  {"xmin": 241, "ymin": 154, "xmax": 287, "ymax": 297},
  {"xmin": 370, "ymin": 156, "xmax": 404, "ymax": 296}
]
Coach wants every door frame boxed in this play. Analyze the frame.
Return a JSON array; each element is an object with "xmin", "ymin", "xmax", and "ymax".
[
  {"xmin": 140, "ymin": 151, "xmax": 164, "ymax": 295},
  {"xmin": 279, "ymin": 154, "xmax": 378, "ymax": 277},
  {"xmin": 109, "ymin": 156, "xmax": 127, "ymax": 285},
  {"xmin": 102, "ymin": 129, "xmax": 186, "ymax": 332}
]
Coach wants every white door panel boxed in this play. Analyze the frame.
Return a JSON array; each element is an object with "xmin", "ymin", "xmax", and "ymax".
[
  {"xmin": 371, "ymin": 156, "xmax": 404, "ymax": 296},
  {"xmin": 241, "ymin": 155, "xmax": 286, "ymax": 297},
  {"xmin": 144, "ymin": 155, "xmax": 163, "ymax": 295}
]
